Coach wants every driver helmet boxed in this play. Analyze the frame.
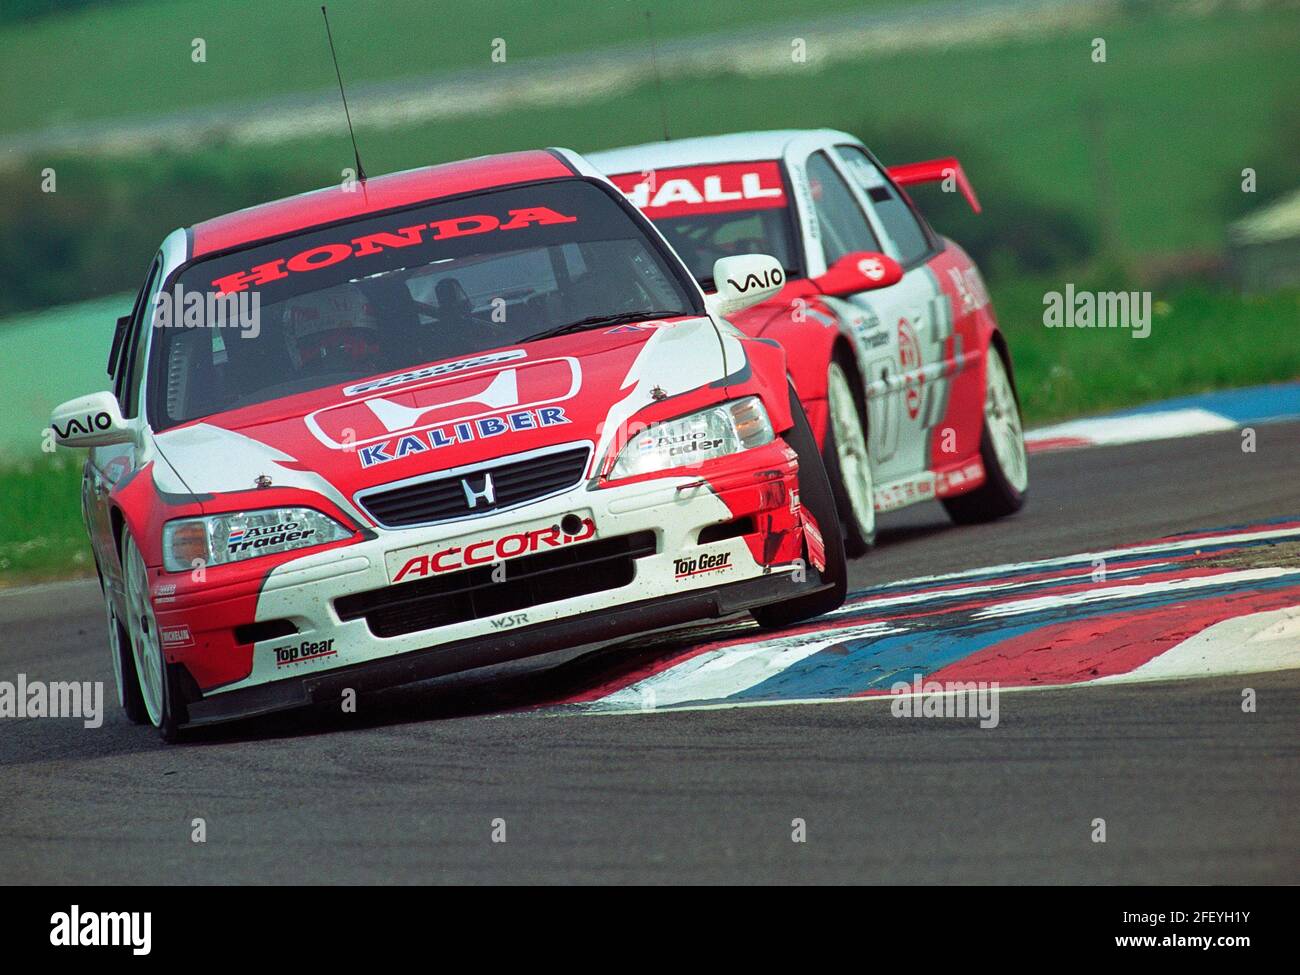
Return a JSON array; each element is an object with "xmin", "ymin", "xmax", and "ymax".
[{"xmin": 281, "ymin": 284, "xmax": 380, "ymax": 371}]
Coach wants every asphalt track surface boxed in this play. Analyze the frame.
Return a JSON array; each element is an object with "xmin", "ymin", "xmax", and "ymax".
[{"xmin": 2, "ymin": 421, "xmax": 1297, "ymax": 884}]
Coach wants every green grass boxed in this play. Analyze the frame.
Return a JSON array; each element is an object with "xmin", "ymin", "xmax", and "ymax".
[
  {"xmin": 0, "ymin": 294, "xmax": 129, "ymax": 459},
  {"xmin": 52, "ymin": 4, "xmax": 1300, "ymax": 254},
  {"xmin": 0, "ymin": 458, "xmax": 94, "ymax": 583},
  {"xmin": 1, "ymin": 283, "xmax": 1294, "ymax": 584},
  {"xmin": 3, "ymin": 4, "xmax": 1295, "ymax": 315},
  {"xmin": 994, "ymin": 281, "xmax": 1300, "ymax": 423},
  {"xmin": 0, "ymin": 0, "xmax": 879, "ymax": 134}
]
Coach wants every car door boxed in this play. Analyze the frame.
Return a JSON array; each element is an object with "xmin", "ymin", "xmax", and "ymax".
[
  {"xmin": 792, "ymin": 147, "xmax": 941, "ymax": 489},
  {"xmin": 87, "ymin": 255, "xmax": 161, "ymax": 591},
  {"xmin": 831, "ymin": 144, "xmax": 958, "ymax": 489}
]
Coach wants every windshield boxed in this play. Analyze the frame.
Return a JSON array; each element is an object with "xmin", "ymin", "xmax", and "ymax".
[
  {"xmin": 149, "ymin": 179, "xmax": 698, "ymax": 428},
  {"xmin": 607, "ymin": 161, "xmax": 800, "ymax": 286}
]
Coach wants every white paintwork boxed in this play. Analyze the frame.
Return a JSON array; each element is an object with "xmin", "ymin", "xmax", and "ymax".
[
  {"xmin": 826, "ymin": 360, "xmax": 875, "ymax": 538},
  {"xmin": 50, "ymin": 391, "xmax": 131, "ymax": 447},
  {"xmin": 1094, "ymin": 605, "xmax": 1300, "ymax": 683},
  {"xmin": 583, "ymin": 620, "xmax": 906, "ymax": 711},
  {"xmin": 1025, "ymin": 408, "xmax": 1238, "ymax": 449},
  {"xmin": 972, "ymin": 567, "xmax": 1300, "ymax": 620},
  {"xmin": 594, "ymin": 128, "xmax": 973, "ymax": 512},
  {"xmin": 984, "ymin": 349, "xmax": 1027, "ymax": 491},
  {"xmin": 123, "ymin": 535, "xmax": 164, "ymax": 726},
  {"xmin": 858, "ymin": 524, "xmax": 1300, "ymax": 590},
  {"xmin": 707, "ymin": 253, "xmax": 786, "ymax": 317}
]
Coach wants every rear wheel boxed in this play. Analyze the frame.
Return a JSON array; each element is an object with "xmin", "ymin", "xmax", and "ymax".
[
  {"xmin": 822, "ymin": 355, "xmax": 876, "ymax": 556},
  {"xmin": 942, "ymin": 346, "xmax": 1028, "ymax": 524},
  {"xmin": 121, "ymin": 533, "xmax": 187, "ymax": 741},
  {"xmin": 751, "ymin": 384, "xmax": 848, "ymax": 629}
]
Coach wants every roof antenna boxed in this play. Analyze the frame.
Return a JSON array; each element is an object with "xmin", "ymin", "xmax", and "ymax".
[
  {"xmin": 644, "ymin": 10, "xmax": 671, "ymax": 141},
  {"xmin": 321, "ymin": 5, "xmax": 367, "ymax": 182}
]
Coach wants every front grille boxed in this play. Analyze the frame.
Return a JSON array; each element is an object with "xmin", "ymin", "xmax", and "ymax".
[
  {"xmin": 336, "ymin": 531, "xmax": 657, "ymax": 638},
  {"xmin": 358, "ymin": 446, "xmax": 590, "ymax": 529}
]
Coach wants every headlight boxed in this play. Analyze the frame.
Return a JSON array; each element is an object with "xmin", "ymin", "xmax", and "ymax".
[
  {"xmin": 162, "ymin": 507, "xmax": 352, "ymax": 572},
  {"xmin": 609, "ymin": 396, "xmax": 775, "ymax": 480}
]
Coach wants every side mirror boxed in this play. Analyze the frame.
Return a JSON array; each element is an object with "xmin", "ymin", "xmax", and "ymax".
[
  {"xmin": 705, "ymin": 254, "xmax": 786, "ymax": 318},
  {"xmin": 51, "ymin": 392, "xmax": 131, "ymax": 448},
  {"xmin": 812, "ymin": 251, "xmax": 904, "ymax": 297}
]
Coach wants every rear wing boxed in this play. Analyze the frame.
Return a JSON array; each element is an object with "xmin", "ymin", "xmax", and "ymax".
[{"xmin": 886, "ymin": 157, "xmax": 981, "ymax": 214}]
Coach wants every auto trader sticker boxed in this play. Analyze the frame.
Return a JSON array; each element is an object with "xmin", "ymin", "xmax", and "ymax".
[{"xmin": 228, "ymin": 522, "xmax": 315, "ymax": 554}]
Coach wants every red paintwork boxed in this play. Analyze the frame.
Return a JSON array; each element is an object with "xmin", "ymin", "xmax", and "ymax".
[
  {"xmin": 606, "ymin": 162, "xmax": 787, "ymax": 218},
  {"xmin": 142, "ymin": 322, "xmax": 799, "ymax": 692},
  {"xmin": 191, "ymin": 151, "xmax": 572, "ymax": 257},
  {"xmin": 886, "ymin": 157, "xmax": 981, "ymax": 213},
  {"xmin": 918, "ymin": 585, "xmax": 1300, "ymax": 686},
  {"xmin": 926, "ymin": 241, "xmax": 995, "ymax": 471}
]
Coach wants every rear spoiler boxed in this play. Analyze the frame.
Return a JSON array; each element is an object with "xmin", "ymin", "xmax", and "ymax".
[{"xmin": 886, "ymin": 157, "xmax": 981, "ymax": 214}]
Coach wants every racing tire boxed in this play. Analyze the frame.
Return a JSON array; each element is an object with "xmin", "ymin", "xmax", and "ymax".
[
  {"xmin": 101, "ymin": 568, "xmax": 150, "ymax": 725},
  {"xmin": 821, "ymin": 352, "xmax": 876, "ymax": 557},
  {"xmin": 941, "ymin": 346, "xmax": 1028, "ymax": 525},
  {"xmin": 750, "ymin": 383, "xmax": 848, "ymax": 629},
  {"xmin": 120, "ymin": 532, "xmax": 188, "ymax": 742}
]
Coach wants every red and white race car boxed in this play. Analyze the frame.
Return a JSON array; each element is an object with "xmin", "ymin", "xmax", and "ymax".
[
  {"xmin": 51, "ymin": 148, "xmax": 847, "ymax": 738},
  {"xmin": 590, "ymin": 130, "xmax": 1028, "ymax": 555}
]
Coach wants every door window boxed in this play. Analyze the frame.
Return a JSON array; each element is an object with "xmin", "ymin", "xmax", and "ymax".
[
  {"xmin": 835, "ymin": 145, "xmax": 932, "ymax": 266},
  {"xmin": 805, "ymin": 151, "xmax": 880, "ymax": 266}
]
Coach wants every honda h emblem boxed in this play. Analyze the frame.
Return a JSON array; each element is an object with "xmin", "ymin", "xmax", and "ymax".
[{"xmin": 462, "ymin": 473, "xmax": 496, "ymax": 509}]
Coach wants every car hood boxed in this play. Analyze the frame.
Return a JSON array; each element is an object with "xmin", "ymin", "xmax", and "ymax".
[{"xmin": 152, "ymin": 315, "xmax": 744, "ymax": 513}]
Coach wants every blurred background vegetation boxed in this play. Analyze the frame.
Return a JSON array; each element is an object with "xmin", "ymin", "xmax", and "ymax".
[
  {"xmin": 1, "ymin": 0, "xmax": 1297, "ymax": 316},
  {"xmin": 0, "ymin": 0, "xmax": 1296, "ymax": 578}
]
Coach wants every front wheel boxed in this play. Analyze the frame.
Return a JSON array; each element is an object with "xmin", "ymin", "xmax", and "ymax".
[
  {"xmin": 102, "ymin": 576, "xmax": 150, "ymax": 725},
  {"xmin": 822, "ymin": 356, "xmax": 876, "ymax": 556},
  {"xmin": 121, "ymin": 533, "xmax": 187, "ymax": 741},
  {"xmin": 942, "ymin": 346, "xmax": 1028, "ymax": 524},
  {"xmin": 751, "ymin": 383, "xmax": 848, "ymax": 629}
]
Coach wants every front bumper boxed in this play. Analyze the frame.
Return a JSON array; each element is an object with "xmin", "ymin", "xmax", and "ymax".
[
  {"xmin": 156, "ymin": 439, "xmax": 814, "ymax": 724},
  {"xmin": 184, "ymin": 569, "xmax": 823, "ymax": 726}
]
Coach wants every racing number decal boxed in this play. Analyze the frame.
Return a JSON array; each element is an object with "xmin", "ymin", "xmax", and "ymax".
[{"xmin": 897, "ymin": 317, "xmax": 924, "ymax": 421}]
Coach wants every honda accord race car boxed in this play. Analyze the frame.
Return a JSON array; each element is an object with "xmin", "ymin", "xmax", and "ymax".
[
  {"xmin": 590, "ymin": 130, "xmax": 1028, "ymax": 556},
  {"xmin": 50, "ymin": 148, "xmax": 846, "ymax": 739}
]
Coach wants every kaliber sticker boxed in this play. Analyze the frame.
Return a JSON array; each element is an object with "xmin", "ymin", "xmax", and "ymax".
[
  {"xmin": 305, "ymin": 357, "xmax": 581, "ymax": 458},
  {"xmin": 357, "ymin": 407, "xmax": 570, "ymax": 468}
]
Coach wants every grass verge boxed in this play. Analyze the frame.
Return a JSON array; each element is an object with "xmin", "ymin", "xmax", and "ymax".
[
  {"xmin": 995, "ymin": 281, "xmax": 1300, "ymax": 422},
  {"xmin": 2, "ymin": 284, "xmax": 1296, "ymax": 585},
  {"xmin": 0, "ymin": 458, "xmax": 94, "ymax": 584}
]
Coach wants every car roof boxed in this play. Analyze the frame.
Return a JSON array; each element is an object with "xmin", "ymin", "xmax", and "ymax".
[
  {"xmin": 189, "ymin": 149, "xmax": 576, "ymax": 258},
  {"xmin": 586, "ymin": 129, "xmax": 856, "ymax": 174}
]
